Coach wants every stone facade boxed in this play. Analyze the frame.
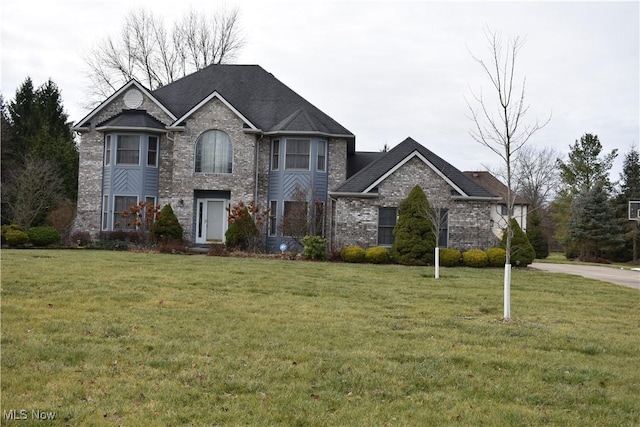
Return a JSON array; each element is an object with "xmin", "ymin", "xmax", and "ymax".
[
  {"xmin": 331, "ymin": 157, "xmax": 497, "ymax": 250},
  {"xmin": 74, "ymin": 86, "xmax": 174, "ymax": 239},
  {"xmin": 162, "ymin": 97, "xmax": 258, "ymax": 240}
]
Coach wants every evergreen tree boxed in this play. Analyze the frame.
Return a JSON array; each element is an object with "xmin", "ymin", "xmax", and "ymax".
[
  {"xmin": 500, "ymin": 218, "xmax": 536, "ymax": 266},
  {"xmin": 225, "ymin": 206, "xmax": 259, "ymax": 251},
  {"xmin": 391, "ymin": 185, "xmax": 437, "ymax": 265},
  {"xmin": 526, "ymin": 211, "xmax": 549, "ymax": 259},
  {"xmin": 554, "ymin": 133, "xmax": 617, "ymax": 257},
  {"xmin": 614, "ymin": 147, "xmax": 640, "ymax": 262},
  {"xmin": 149, "ymin": 204, "xmax": 183, "ymax": 243},
  {"xmin": 569, "ymin": 182, "xmax": 623, "ymax": 261},
  {"xmin": 5, "ymin": 78, "xmax": 79, "ymax": 202}
]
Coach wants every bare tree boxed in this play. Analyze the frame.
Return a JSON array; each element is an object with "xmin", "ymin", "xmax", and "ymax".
[
  {"xmin": 3, "ymin": 156, "xmax": 65, "ymax": 229},
  {"xmin": 514, "ymin": 145, "xmax": 562, "ymax": 211},
  {"xmin": 466, "ymin": 29, "xmax": 550, "ymax": 320},
  {"xmin": 84, "ymin": 7, "xmax": 244, "ymax": 100}
]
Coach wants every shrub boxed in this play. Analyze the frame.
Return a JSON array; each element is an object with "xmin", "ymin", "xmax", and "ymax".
[
  {"xmin": 391, "ymin": 185, "xmax": 436, "ymax": 265},
  {"xmin": 27, "ymin": 226, "xmax": 61, "ymax": 246},
  {"xmin": 526, "ymin": 212, "xmax": 549, "ymax": 259},
  {"xmin": 2, "ymin": 224, "xmax": 24, "ymax": 245},
  {"xmin": 340, "ymin": 245, "xmax": 366, "ymax": 263},
  {"xmin": 301, "ymin": 235, "xmax": 327, "ymax": 260},
  {"xmin": 486, "ymin": 247, "xmax": 507, "ymax": 267},
  {"xmin": 225, "ymin": 206, "xmax": 260, "ymax": 251},
  {"xmin": 70, "ymin": 230, "xmax": 92, "ymax": 247},
  {"xmin": 439, "ymin": 248, "xmax": 461, "ymax": 267},
  {"xmin": 462, "ymin": 249, "xmax": 488, "ymax": 268},
  {"xmin": 501, "ymin": 218, "xmax": 536, "ymax": 267},
  {"xmin": 150, "ymin": 204, "xmax": 183, "ymax": 243},
  {"xmin": 5, "ymin": 229, "xmax": 30, "ymax": 247},
  {"xmin": 365, "ymin": 246, "xmax": 390, "ymax": 264}
]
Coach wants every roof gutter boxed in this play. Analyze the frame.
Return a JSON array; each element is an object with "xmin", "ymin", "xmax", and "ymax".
[{"xmin": 328, "ymin": 191, "xmax": 379, "ymax": 198}]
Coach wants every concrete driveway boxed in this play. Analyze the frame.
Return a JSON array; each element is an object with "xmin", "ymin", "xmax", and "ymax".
[{"xmin": 530, "ymin": 263, "xmax": 640, "ymax": 290}]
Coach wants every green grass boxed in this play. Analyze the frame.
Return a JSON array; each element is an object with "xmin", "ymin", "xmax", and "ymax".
[{"xmin": 1, "ymin": 250, "xmax": 639, "ymax": 426}]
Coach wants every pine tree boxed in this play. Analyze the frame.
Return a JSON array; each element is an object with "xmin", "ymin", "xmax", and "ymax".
[
  {"xmin": 570, "ymin": 183, "xmax": 623, "ymax": 261},
  {"xmin": 526, "ymin": 211, "xmax": 549, "ymax": 259},
  {"xmin": 391, "ymin": 185, "xmax": 437, "ymax": 265},
  {"xmin": 614, "ymin": 147, "xmax": 640, "ymax": 262}
]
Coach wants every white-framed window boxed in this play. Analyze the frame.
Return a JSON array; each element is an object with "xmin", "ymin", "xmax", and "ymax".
[
  {"xmin": 317, "ymin": 140, "xmax": 327, "ymax": 172},
  {"xmin": 114, "ymin": 195, "xmax": 138, "ymax": 229},
  {"xmin": 269, "ymin": 200, "xmax": 278, "ymax": 236},
  {"xmin": 195, "ymin": 130, "xmax": 233, "ymax": 173},
  {"xmin": 104, "ymin": 135, "xmax": 111, "ymax": 166},
  {"xmin": 147, "ymin": 136, "xmax": 158, "ymax": 167},
  {"xmin": 285, "ymin": 139, "xmax": 310, "ymax": 170},
  {"xmin": 378, "ymin": 207, "xmax": 397, "ymax": 246},
  {"xmin": 271, "ymin": 139, "xmax": 280, "ymax": 171},
  {"xmin": 116, "ymin": 135, "xmax": 141, "ymax": 165},
  {"xmin": 102, "ymin": 195, "xmax": 109, "ymax": 230}
]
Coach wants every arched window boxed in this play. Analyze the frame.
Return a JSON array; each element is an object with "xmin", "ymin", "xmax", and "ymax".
[{"xmin": 194, "ymin": 130, "xmax": 233, "ymax": 173}]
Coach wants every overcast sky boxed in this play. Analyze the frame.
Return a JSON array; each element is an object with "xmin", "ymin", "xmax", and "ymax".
[{"xmin": 2, "ymin": 0, "xmax": 638, "ymax": 180}]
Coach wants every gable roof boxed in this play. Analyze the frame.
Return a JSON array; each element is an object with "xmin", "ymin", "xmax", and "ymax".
[
  {"xmin": 73, "ymin": 80, "xmax": 175, "ymax": 130},
  {"xmin": 463, "ymin": 171, "xmax": 529, "ymax": 205},
  {"xmin": 333, "ymin": 137, "xmax": 497, "ymax": 199},
  {"xmin": 96, "ymin": 109, "xmax": 168, "ymax": 132},
  {"xmin": 152, "ymin": 64, "xmax": 354, "ymax": 139}
]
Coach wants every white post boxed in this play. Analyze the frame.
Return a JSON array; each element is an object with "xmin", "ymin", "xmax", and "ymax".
[
  {"xmin": 504, "ymin": 263, "xmax": 511, "ymax": 319},
  {"xmin": 435, "ymin": 247, "xmax": 440, "ymax": 279}
]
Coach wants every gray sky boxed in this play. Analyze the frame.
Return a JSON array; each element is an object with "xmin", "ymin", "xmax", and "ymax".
[{"xmin": 2, "ymin": 0, "xmax": 638, "ymax": 180}]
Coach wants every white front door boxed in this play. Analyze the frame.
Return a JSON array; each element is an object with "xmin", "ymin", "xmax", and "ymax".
[{"xmin": 195, "ymin": 199, "xmax": 228, "ymax": 244}]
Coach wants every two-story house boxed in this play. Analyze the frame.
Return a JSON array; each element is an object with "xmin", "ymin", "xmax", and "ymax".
[{"xmin": 73, "ymin": 64, "xmax": 506, "ymax": 252}]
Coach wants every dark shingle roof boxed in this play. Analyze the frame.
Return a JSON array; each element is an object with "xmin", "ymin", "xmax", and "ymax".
[
  {"xmin": 347, "ymin": 151, "xmax": 385, "ymax": 178},
  {"xmin": 334, "ymin": 137, "xmax": 496, "ymax": 198},
  {"xmin": 152, "ymin": 64, "xmax": 353, "ymax": 137},
  {"xmin": 96, "ymin": 109, "xmax": 167, "ymax": 130},
  {"xmin": 463, "ymin": 171, "xmax": 529, "ymax": 204}
]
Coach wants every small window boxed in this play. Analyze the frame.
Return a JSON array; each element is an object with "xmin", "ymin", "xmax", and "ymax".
[
  {"xmin": 378, "ymin": 207, "xmax": 397, "ymax": 246},
  {"xmin": 317, "ymin": 140, "xmax": 326, "ymax": 172},
  {"xmin": 437, "ymin": 208, "xmax": 449, "ymax": 247},
  {"xmin": 102, "ymin": 195, "xmax": 109, "ymax": 230},
  {"xmin": 271, "ymin": 140, "xmax": 280, "ymax": 171},
  {"xmin": 104, "ymin": 135, "xmax": 111, "ymax": 166},
  {"xmin": 195, "ymin": 130, "xmax": 232, "ymax": 174},
  {"xmin": 147, "ymin": 136, "xmax": 158, "ymax": 167},
  {"xmin": 285, "ymin": 139, "xmax": 310, "ymax": 170},
  {"xmin": 116, "ymin": 135, "xmax": 140, "ymax": 165},
  {"xmin": 114, "ymin": 195, "xmax": 138, "ymax": 229},
  {"xmin": 269, "ymin": 200, "xmax": 278, "ymax": 236},
  {"xmin": 500, "ymin": 204, "xmax": 508, "ymax": 215}
]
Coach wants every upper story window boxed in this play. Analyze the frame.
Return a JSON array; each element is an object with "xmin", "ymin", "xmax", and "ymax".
[
  {"xmin": 271, "ymin": 139, "xmax": 280, "ymax": 171},
  {"xmin": 116, "ymin": 135, "xmax": 141, "ymax": 165},
  {"xmin": 285, "ymin": 139, "xmax": 310, "ymax": 170},
  {"xmin": 317, "ymin": 140, "xmax": 327, "ymax": 172},
  {"xmin": 195, "ymin": 130, "xmax": 233, "ymax": 174},
  {"xmin": 147, "ymin": 136, "xmax": 158, "ymax": 167}
]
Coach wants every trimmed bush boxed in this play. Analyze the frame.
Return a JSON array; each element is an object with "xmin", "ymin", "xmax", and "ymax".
[
  {"xmin": 5, "ymin": 229, "xmax": 30, "ymax": 247},
  {"xmin": 302, "ymin": 235, "xmax": 327, "ymax": 260},
  {"xmin": 462, "ymin": 249, "xmax": 488, "ymax": 268},
  {"xmin": 27, "ymin": 226, "xmax": 61, "ymax": 246},
  {"xmin": 501, "ymin": 218, "xmax": 536, "ymax": 267},
  {"xmin": 150, "ymin": 204, "xmax": 183, "ymax": 243},
  {"xmin": 439, "ymin": 248, "xmax": 462, "ymax": 267},
  {"xmin": 486, "ymin": 247, "xmax": 507, "ymax": 267},
  {"xmin": 2, "ymin": 224, "xmax": 24, "ymax": 245},
  {"xmin": 391, "ymin": 185, "xmax": 436, "ymax": 265},
  {"xmin": 365, "ymin": 246, "xmax": 390, "ymax": 264},
  {"xmin": 225, "ymin": 206, "xmax": 259, "ymax": 251},
  {"xmin": 340, "ymin": 245, "xmax": 366, "ymax": 263}
]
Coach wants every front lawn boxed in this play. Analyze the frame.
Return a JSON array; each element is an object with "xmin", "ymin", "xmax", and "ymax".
[{"xmin": 1, "ymin": 250, "xmax": 638, "ymax": 426}]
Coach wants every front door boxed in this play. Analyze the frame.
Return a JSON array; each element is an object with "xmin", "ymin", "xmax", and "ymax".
[{"xmin": 195, "ymin": 199, "xmax": 228, "ymax": 244}]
